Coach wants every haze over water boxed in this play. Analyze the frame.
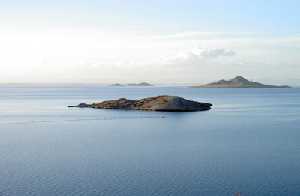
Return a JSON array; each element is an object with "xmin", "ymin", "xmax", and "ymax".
[{"xmin": 1, "ymin": 85, "xmax": 300, "ymax": 196}]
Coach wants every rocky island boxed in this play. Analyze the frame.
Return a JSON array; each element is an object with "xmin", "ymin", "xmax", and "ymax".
[
  {"xmin": 111, "ymin": 82, "xmax": 153, "ymax": 87},
  {"xmin": 193, "ymin": 76, "xmax": 290, "ymax": 88},
  {"xmin": 69, "ymin": 95, "xmax": 212, "ymax": 112},
  {"xmin": 127, "ymin": 82, "xmax": 152, "ymax": 86}
]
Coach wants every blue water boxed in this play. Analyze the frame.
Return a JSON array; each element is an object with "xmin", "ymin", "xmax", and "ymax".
[{"xmin": 1, "ymin": 85, "xmax": 300, "ymax": 196}]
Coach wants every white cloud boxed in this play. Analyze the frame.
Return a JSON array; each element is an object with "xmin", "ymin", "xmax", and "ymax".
[
  {"xmin": 198, "ymin": 48, "xmax": 236, "ymax": 58},
  {"xmin": 0, "ymin": 28, "xmax": 300, "ymax": 85},
  {"xmin": 169, "ymin": 48, "xmax": 236, "ymax": 66}
]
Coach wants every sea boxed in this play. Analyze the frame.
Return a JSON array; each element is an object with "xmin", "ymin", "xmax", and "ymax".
[{"xmin": 0, "ymin": 85, "xmax": 300, "ymax": 196}]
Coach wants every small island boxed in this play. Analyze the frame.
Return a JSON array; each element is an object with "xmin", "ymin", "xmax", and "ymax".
[
  {"xmin": 127, "ymin": 82, "xmax": 152, "ymax": 86},
  {"xmin": 193, "ymin": 76, "xmax": 290, "ymax": 88},
  {"xmin": 111, "ymin": 82, "xmax": 153, "ymax": 87},
  {"xmin": 69, "ymin": 95, "xmax": 212, "ymax": 112}
]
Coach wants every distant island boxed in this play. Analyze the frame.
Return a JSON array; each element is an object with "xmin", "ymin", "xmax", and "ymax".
[
  {"xmin": 111, "ymin": 82, "xmax": 153, "ymax": 87},
  {"xmin": 193, "ymin": 76, "xmax": 290, "ymax": 88},
  {"xmin": 69, "ymin": 95, "xmax": 212, "ymax": 112}
]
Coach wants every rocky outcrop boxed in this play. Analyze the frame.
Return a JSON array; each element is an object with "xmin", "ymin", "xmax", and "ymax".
[
  {"xmin": 193, "ymin": 76, "xmax": 290, "ymax": 88},
  {"xmin": 69, "ymin": 95, "xmax": 212, "ymax": 112}
]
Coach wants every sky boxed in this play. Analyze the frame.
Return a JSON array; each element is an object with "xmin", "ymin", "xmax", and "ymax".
[{"xmin": 0, "ymin": 0, "xmax": 300, "ymax": 85}]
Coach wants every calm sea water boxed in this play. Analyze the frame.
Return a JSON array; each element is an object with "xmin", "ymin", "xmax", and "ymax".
[{"xmin": 0, "ymin": 85, "xmax": 300, "ymax": 196}]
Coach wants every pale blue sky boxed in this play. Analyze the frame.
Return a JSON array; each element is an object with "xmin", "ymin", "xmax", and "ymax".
[
  {"xmin": 0, "ymin": 0, "xmax": 300, "ymax": 85},
  {"xmin": 2, "ymin": 0, "xmax": 300, "ymax": 33}
]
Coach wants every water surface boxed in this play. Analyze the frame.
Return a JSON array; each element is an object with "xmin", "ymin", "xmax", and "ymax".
[{"xmin": 1, "ymin": 85, "xmax": 300, "ymax": 196}]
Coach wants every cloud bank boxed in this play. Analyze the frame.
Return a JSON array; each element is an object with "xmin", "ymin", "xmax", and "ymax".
[{"xmin": 0, "ymin": 29, "xmax": 299, "ymax": 85}]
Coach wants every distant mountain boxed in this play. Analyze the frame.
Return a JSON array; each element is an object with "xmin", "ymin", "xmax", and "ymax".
[
  {"xmin": 111, "ymin": 82, "xmax": 153, "ymax": 87},
  {"xmin": 193, "ymin": 76, "xmax": 290, "ymax": 88}
]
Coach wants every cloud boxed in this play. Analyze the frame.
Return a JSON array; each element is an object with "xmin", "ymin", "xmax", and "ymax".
[
  {"xmin": 199, "ymin": 48, "xmax": 236, "ymax": 58},
  {"xmin": 170, "ymin": 48, "xmax": 236, "ymax": 66},
  {"xmin": 1, "ymin": 27, "xmax": 299, "ymax": 84}
]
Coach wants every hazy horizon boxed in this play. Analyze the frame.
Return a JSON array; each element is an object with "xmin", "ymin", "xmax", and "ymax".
[
  {"xmin": 1, "ymin": 0, "xmax": 300, "ymax": 85},
  {"xmin": 0, "ymin": 76, "xmax": 296, "ymax": 87}
]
